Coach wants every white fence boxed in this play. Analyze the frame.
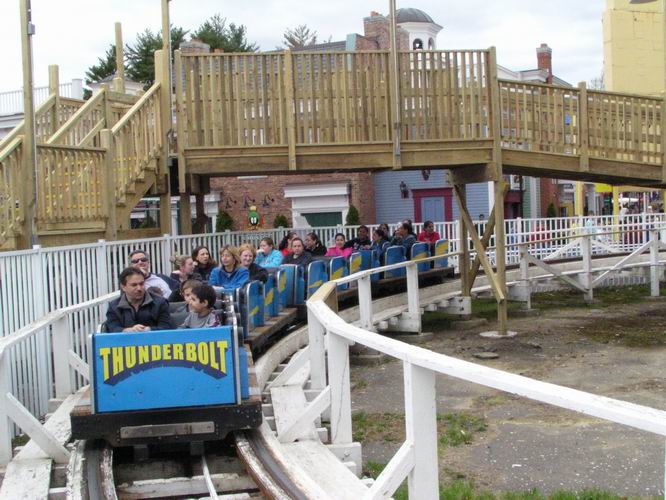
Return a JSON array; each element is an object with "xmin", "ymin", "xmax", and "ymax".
[
  {"xmin": 0, "ymin": 214, "xmax": 661, "ymax": 433},
  {"xmin": 304, "ymin": 241, "xmax": 666, "ymax": 499},
  {"xmin": 0, "ymin": 80, "xmax": 84, "ymax": 116}
]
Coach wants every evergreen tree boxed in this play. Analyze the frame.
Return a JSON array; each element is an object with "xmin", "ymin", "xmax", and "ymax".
[
  {"xmin": 193, "ymin": 14, "xmax": 257, "ymax": 53},
  {"xmin": 126, "ymin": 26, "xmax": 188, "ymax": 86},
  {"xmin": 281, "ymin": 24, "xmax": 318, "ymax": 49},
  {"xmin": 85, "ymin": 45, "xmax": 118, "ymax": 85},
  {"xmin": 345, "ymin": 205, "xmax": 360, "ymax": 226}
]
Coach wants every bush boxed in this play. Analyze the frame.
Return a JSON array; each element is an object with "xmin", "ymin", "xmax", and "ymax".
[
  {"xmin": 273, "ymin": 214, "xmax": 289, "ymax": 228},
  {"xmin": 346, "ymin": 205, "xmax": 360, "ymax": 225},
  {"xmin": 546, "ymin": 203, "xmax": 557, "ymax": 218},
  {"xmin": 215, "ymin": 209, "xmax": 234, "ymax": 232},
  {"xmin": 139, "ymin": 213, "xmax": 157, "ymax": 228}
]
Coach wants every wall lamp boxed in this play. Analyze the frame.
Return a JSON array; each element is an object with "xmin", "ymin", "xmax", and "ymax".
[{"xmin": 400, "ymin": 181, "xmax": 409, "ymax": 199}]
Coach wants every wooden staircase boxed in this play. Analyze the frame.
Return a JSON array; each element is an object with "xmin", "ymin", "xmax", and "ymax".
[{"xmin": 0, "ymin": 57, "xmax": 171, "ymax": 250}]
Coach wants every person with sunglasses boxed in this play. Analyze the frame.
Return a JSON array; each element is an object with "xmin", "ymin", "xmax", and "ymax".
[{"xmin": 128, "ymin": 250, "xmax": 173, "ymax": 298}]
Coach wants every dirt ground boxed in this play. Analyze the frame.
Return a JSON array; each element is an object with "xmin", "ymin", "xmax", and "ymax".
[{"xmin": 350, "ymin": 288, "xmax": 666, "ymax": 496}]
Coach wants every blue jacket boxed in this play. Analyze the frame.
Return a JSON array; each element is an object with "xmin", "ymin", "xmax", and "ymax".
[
  {"xmin": 209, "ymin": 266, "xmax": 250, "ymax": 292},
  {"xmin": 255, "ymin": 249, "xmax": 283, "ymax": 268},
  {"xmin": 390, "ymin": 234, "xmax": 416, "ymax": 257}
]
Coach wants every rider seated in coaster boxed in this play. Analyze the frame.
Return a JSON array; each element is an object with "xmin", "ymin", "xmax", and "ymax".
[
  {"xmin": 209, "ymin": 246, "xmax": 250, "ymax": 293},
  {"xmin": 128, "ymin": 249, "xmax": 174, "ymax": 297},
  {"xmin": 180, "ymin": 284, "xmax": 220, "ymax": 329},
  {"xmin": 344, "ymin": 225, "xmax": 372, "ymax": 251},
  {"xmin": 105, "ymin": 267, "xmax": 174, "ymax": 333}
]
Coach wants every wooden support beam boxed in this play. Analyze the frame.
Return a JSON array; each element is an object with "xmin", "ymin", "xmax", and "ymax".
[
  {"xmin": 469, "ymin": 183, "xmax": 509, "ymax": 287},
  {"xmin": 113, "ymin": 22, "xmax": 125, "ymax": 93},
  {"xmin": 389, "ymin": 0, "xmax": 402, "ymax": 170},
  {"xmin": 155, "ymin": 48, "xmax": 172, "ymax": 236},
  {"xmin": 454, "ymin": 185, "xmax": 505, "ymax": 302},
  {"xmin": 455, "ymin": 184, "xmax": 471, "ymax": 296},
  {"xmin": 179, "ymin": 193, "xmax": 192, "ymax": 234},
  {"xmin": 20, "ymin": 0, "xmax": 36, "ymax": 247},
  {"xmin": 662, "ymin": 95, "xmax": 666, "ymax": 184},
  {"xmin": 100, "ymin": 129, "xmax": 118, "ymax": 240},
  {"xmin": 174, "ymin": 50, "xmax": 187, "ymax": 193},
  {"xmin": 48, "ymin": 65, "xmax": 59, "ymax": 135},
  {"xmin": 283, "ymin": 51, "xmax": 297, "ymax": 171},
  {"xmin": 578, "ymin": 82, "xmax": 589, "ymax": 172},
  {"xmin": 489, "ymin": 46, "xmax": 508, "ymax": 334}
]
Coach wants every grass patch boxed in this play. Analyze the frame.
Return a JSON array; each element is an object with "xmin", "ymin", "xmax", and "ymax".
[
  {"xmin": 358, "ymin": 474, "xmax": 638, "ymax": 500},
  {"xmin": 352, "ymin": 411, "xmax": 487, "ymax": 448},
  {"xmin": 531, "ymin": 284, "xmax": 666, "ymax": 311},
  {"xmin": 352, "ymin": 378, "xmax": 368, "ymax": 391}
]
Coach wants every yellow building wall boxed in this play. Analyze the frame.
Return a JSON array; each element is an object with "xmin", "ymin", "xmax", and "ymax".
[{"xmin": 604, "ymin": 0, "xmax": 664, "ymax": 95}]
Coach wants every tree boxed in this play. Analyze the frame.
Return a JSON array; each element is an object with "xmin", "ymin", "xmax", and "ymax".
[
  {"xmin": 588, "ymin": 71, "xmax": 604, "ymax": 91},
  {"xmin": 126, "ymin": 26, "xmax": 188, "ymax": 86},
  {"xmin": 273, "ymin": 214, "xmax": 289, "ymax": 228},
  {"xmin": 193, "ymin": 14, "xmax": 257, "ymax": 53},
  {"xmin": 546, "ymin": 203, "xmax": 557, "ymax": 218},
  {"xmin": 281, "ymin": 24, "xmax": 318, "ymax": 49},
  {"xmin": 216, "ymin": 209, "xmax": 234, "ymax": 231},
  {"xmin": 345, "ymin": 205, "xmax": 360, "ymax": 225},
  {"xmin": 85, "ymin": 45, "xmax": 118, "ymax": 85}
]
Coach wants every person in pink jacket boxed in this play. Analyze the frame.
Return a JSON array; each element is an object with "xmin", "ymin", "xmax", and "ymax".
[{"xmin": 325, "ymin": 233, "xmax": 353, "ymax": 258}]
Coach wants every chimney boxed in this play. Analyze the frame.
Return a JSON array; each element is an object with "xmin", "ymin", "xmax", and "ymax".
[
  {"xmin": 369, "ymin": 11, "xmax": 381, "ymax": 17},
  {"xmin": 537, "ymin": 43, "xmax": 553, "ymax": 84}
]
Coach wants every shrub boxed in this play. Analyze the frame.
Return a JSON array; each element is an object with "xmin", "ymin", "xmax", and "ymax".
[
  {"xmin": 346, "ymin": 205, "xmax": 360, "ymax": 225},
  {"xmin": 546, "ymin": 203, "xmax": 557, "ymax": 218},
  {"xmin": 216, "ymin": 209, "xmax": 234, "ymax": 232},
  {"xmin": 273, "ymin": 214, "xmax": 289, "ymax": 228}
]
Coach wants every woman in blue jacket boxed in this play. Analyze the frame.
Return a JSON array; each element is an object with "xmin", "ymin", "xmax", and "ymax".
[
  {"xmin": 209, "ymin": 246, "xmax": 249, "ymax": 292},
  {"xmin": 255, "ymin": 237, "xmax": 283, "ymax": 268}
]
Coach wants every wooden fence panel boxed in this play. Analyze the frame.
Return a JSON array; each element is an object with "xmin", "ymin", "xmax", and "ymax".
[
  {"xmin": 36, "ymin": 145, "xmax": 105, "ymax": 224},
  {"xmin": 0, "ymin": 141, "xmax": 23, "ymax": 247},
  {"xmin": 587, "ymin": 91, "xmax": 662, "ymax": 165},
  {"xmin": 499, "ymin": 80, "xmax": 580, "ymax": 155}
]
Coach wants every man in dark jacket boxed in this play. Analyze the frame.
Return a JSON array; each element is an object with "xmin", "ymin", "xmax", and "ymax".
[
  {"xmin": 343, "ymin": 225, "xmax": 372, "ymax": 251},
  {"xmin": 106, "ymin": 268, "xmax": 174, "ymax": 332}
]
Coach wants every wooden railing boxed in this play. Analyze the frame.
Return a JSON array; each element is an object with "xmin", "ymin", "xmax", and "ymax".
[
  {"xmin": 176, "ymin": 49, "xmax": 493, "ymax": 149},
  {"xmin": 35, "ymin": 144, "xmax": 105, "ymax": 225},
  {"xmin": 109, "ymin": 82, "xmax": 162, "ymax": 201},
  {"xmin": 0, "ymin": 138, "xmax": 23, "ymax": 248},
  {"xmin": 46, "ymin": 89, "xmax": 106, "ymax": 147}
]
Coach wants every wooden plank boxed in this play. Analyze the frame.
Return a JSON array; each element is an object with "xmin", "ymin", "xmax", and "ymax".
[
  {"xmin": 115, "ymin": 473, "xmax": 256, "ymax": 499},
  {"xmin": 280, "ymin": 441, "xmax": 368, "ymax": 499},
  {"xmin": 270, "ymin": 385, "xmax": 317, "ymax": 441}
]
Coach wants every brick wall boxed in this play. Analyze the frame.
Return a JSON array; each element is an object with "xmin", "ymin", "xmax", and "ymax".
[
  {"xmin": 358, "ymin": 12, "xmax": 410, "ymax": 50},
  {"xmin": 539, "ymin": 178, "xmax": 559, "ymax": 216},
  {"xmin": 208, "ymin": 172, "xmax": 376, "ymax": 230}
]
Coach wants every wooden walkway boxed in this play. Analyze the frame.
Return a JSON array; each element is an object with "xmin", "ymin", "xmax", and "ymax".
[
  {"xmin": 176, "ymin": 49, "xmax": 665, "ymax": 187},
  {"xmin": 1, "ymin": 47, "xmax": 665, "ymax": 250}
]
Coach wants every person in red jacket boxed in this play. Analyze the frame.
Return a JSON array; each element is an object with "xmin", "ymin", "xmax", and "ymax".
[{"xmin": 417, "ymin": 220, "xmax": 441, "ymax": 245}]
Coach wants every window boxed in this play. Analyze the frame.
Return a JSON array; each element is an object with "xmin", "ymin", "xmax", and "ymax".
[
  {"xmin": 428, "ymin": 38, "xmax": 435, "ymax": 49},
  {"xmin": 413, "ymin": 39, "xmax": 424, "ymax": 50},
  {"xmin": 303, "ymin": 212, "xmax": 343, "ymax": 227}
]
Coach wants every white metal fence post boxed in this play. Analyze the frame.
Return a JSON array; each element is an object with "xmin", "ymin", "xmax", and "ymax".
[
  {"xmin": 358, "ymin": 275, "xmax": 374, "ymax": 332},
  {"xmin": 650, "ymin": 229, "xmax": 661, "ymax": 297},
  {"xmin": 160, "ymin": 233, "xmax": 172, "ymax": 275},
  {"xmin": 404, "ymin": 361, "xmax": 438, "ymax": 499},
  {"xmin": 96, "ymin": 239, "xmax": 110, "ymax": 297},
  {"xmin": 581, "ymin": 234, "xmax": 593, "ymax": 303},
  {"xmin": 307, "ymin": 309, "xmax": 327, "ymax": 392},
  {"xmin": 30, "ymin": 246, "xmax": 50, "ymax": 410},
  {"xmin": 328, "ymin": 332, "xmax": 352, "ymax": 445},
  {"xmin": 0, "ymin": 354, "xmax": 13, "ymax": 466},
  {"xmin": 405, "ymin": 263, "xmax": 420, "ymax": 328},
  {"xmin": 52, "ymin": 316, "xmax": 73, "ymax": 399}
]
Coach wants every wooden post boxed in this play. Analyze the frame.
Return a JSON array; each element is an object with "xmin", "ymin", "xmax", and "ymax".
[
  {"xmin": 155, "ymin": 49, "xmax": 172, "ymax": 236},
  {"xmin": 328, "ymin": 333, "xmax": 352, "ymax": 445},
  {"xmin": 100, "ymin": 129, "xmax": 118, "ymax": 240},
  {"xmin": 179, "ymin": 193, "xmax": 192, "ymax": 234},
  {"xmin": 389, "ymin": 0, "xmax": 402, "ymax": 170},
  {"xmin": 489, "ymin": 47, "xmax": 508, "ymax": 335},
  {"xmin": 48, "ymin": 65, "xmax": 59, "ymax": 135},
  {"xmin": 283, "ymin": 51, "xmax": 297, "ymax": 171},
  {"xmin": 581, "ymin": 234, "xmax": 593, "ymax": 303},
  {"xmin": 113, "ymin": 22, "xmax": 125, "ymax": 93},
  {"xmin": 578, "ymin": 81, "xmax": 589, "ymax": 172},
  {"xmin": 174, "ymin": 50, "xmax": 187, "ymax": 193},
  {"xmin": 404, "ymin": 362, "xmax": 438, "ymax": 499},
  {"xmin": 456, "ymin": 185, "xmax": 471, "ymax": 296},
  {"xmin": 20, "ymin": 0, "xmax": 36, "ymax": 247}
]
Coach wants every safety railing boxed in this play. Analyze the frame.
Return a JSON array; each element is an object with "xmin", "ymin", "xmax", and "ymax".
[
  {"xmin": 0, "ymin": 290, "xmax": 118, "ymax": 464},
  {"xmin": 304, "ymin": 234, "xmax": 666, "ymax": 499},
  {"xmin": 0, "ymin": 80, "xmax": 84, "ymax": 116},
  {"xmin": 109, "ymin": 82, "xmax": 162, "ymax": 202},
  {"xmin": 0, "ymin": 137, "xmax": 23, "ymax": 249},
  {"xmin": 46, "ymin": 88, "xmax": 107, "ymax": 147},
  {"xmin": 35, "ymin": 144, "xmax": 106, "ymax": 225}
]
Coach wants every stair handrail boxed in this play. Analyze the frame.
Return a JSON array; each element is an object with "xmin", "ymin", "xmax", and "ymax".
[
  {"xmin": 111, "ymin": 82, "xmax": 161, "ymax": 136},
  {"xmin": 0, "ymin": 94, "xmax": 56, "ymax": 152},
  {"xmin": 46, "ymin": 88, "xmax": 107, "ymax": 147}
]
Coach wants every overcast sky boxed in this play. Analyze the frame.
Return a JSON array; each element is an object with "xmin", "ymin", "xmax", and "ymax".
[{"xmin": 0, "ymin": 0, "xmax": 606, "ymax": 91}]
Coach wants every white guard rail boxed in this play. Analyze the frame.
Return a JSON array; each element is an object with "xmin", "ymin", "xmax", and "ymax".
[{"xmin": 303, "ymin": 237, "xmax": 666, "ymax": 499}]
